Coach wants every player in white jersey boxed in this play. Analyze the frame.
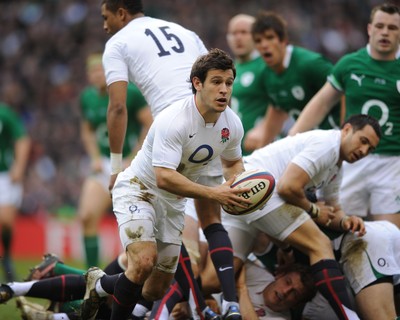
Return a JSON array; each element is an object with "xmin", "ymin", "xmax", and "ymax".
[
  {"xmin": 81, "ymin": 49, "xmax": 248, "ymax": 320},
  {"xmin": 102, "ymin": 8, "xmax": 207, "ymax": 118},
  {"xmin": 303, "ymin": 220, "xmax": 400, "ymax": 320},
  {"xmin": 101, "ymin": 1, "xmax": 243, "ymax": 318},
  {"xmin": 222, "ymin": 115, "xmax": 381, "ymax": 320}
]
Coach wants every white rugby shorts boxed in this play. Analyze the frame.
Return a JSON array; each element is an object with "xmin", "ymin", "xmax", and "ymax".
[
  {"xmin": 0, "ymin": 172, "xmax": 23, "ymax": 207},
  {"xmin": 340, "ymin": 155, "xmax": 400, "ymax": 216}
]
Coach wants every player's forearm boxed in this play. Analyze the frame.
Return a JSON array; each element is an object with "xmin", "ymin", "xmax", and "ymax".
[
  {"xmin": 289, "ymin": 82, "xmax": 340, "ymax": 135},
  {"xmin": 261, "ymin": 107, "xmax": 288, "ymax": 146},
  {"xmin": 107, "ymin": 103, "xmax": 128, "ymax": 153},
  {"xmin": 238, "ymin": 287, "xmax": 259, "ymax": 320},
  {"xmin": 154, "ymin": 167, "xmax": 214, "ymax": 200},
  {"xmin": 221, "ymin": 158, "xmax": 245, "ymax": 181},
  {"xmin": 291, "ymin": 99, "xmax": 327, "ymax": 134}
]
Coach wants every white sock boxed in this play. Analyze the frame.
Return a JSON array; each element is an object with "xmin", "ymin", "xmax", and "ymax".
[
  {"xmin": 95, "ymin": 279, "xmax": 109, "ymax": 298},
  {"xmin": 52, "ymin": 313, "xmax": 70, "ymax": 320},
  {"xmin": 221, "ymin": 299, "xmax": 239, "ymax": 315},
  {"xmin": 9, "ymin": 280, "xmax": 38, "ymax": 296},
  {"xmin": 132, "ymin": 303, "xmax": 149, "ymax": 317}
]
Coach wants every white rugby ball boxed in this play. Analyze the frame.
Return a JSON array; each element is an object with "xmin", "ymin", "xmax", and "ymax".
[{"xmin": 222, "ymin": 168, "xmax": 275, "ymax": 215}]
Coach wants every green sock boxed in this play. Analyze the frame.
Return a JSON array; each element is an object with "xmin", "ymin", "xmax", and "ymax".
[
  {"xmin": 60, "ymin": 300, "xmax": 83, "ymax": 313},
  {"xmin": 84, "ymin": 235, "xmax": 99, "ymax": 268},
  {"xmin": 54, "ymin": 263, "xmax": 85, "ymax": 276}
]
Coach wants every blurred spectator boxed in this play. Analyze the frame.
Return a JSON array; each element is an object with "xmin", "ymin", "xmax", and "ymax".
[{"xmin": 0, "ymin": 0, "xmax": 387, "ymax": 216}]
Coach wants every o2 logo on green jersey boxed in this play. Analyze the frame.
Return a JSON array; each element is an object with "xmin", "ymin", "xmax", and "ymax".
[{"xmin": 361, "ymin": 99, "xmax": 393, "ymax": 136}]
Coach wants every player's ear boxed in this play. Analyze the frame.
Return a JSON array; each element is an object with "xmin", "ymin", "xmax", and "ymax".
[
  {"xmin": 342, "ymin": 122, "xmax": 353, "ymax": 135},
  {"xmin": 192, "ymin": 76, "xmax": 202, "ymax": 91}
]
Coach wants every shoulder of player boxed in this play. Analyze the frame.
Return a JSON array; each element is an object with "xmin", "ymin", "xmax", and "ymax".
[
  {"xmin": 225, "ymin": 106, "xmax": 243, "ymax": 123},
  {"xmin": 301, "ymin": 129, "xmax": 341, "ymax": 149},
  {"xmin": 292, "ymin": 46, "xmax": 333, "ymax": 67},
  {"xmin": 335, "ymin": 47, "xmax": 367, "ymax": 66}
]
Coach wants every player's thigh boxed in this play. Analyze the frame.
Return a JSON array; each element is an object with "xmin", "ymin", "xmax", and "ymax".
[
  {"xmin": 78, "ymin": 177, "xmax": 111, "ymax": 221},
  {"xmin": 355, "ymin": 282, "xmax": 397, "ymax": 320},
  {"xmin": 254, "ymin": 204, "xmax": 332, "ymax": 262},
  {"xmin": 0, "ymin": 205, "xmax": 18, "ymax": 225}
]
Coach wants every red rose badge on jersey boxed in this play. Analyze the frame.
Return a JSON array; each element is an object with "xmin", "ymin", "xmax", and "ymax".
[{"xmin": 221, "ymin": 128, "xmax": 230, "ymax": 143}]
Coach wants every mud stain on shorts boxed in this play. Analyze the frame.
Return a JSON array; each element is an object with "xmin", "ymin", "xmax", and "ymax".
[
  {"xmin": 157, "ymin": 255, "xmax": 179, "ymax": 273},
  {"xmin": 342, "ymin": 237, "xmax": 368, "ymax": 270},
  {"xmin": 130, "ymin": 176, "xmax": 154, "ymax": 203},
  {"xmin": 125, "ymin": 226, "xmax": 145, "ymax": 240}
]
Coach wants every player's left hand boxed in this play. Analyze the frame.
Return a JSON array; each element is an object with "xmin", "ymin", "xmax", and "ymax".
[{"xmin": 341, "ymin": 215, "xmax": 366, "ymax": 236}]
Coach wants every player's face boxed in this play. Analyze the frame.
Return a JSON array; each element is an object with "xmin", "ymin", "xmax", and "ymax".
[
  {"xmin": 194, "ymin": 69, "xmax": 234, "ymax": 115},
  {"xmin": 368, "ymin": 10, "xmax": 400, "ymax": 59},
  {"xmin": 87, "ymin": 63, "xmax": 106, "ymax": 90},
  {"xmin": 101, "ymin": 4, "xmax": 125, "ymax": 35},
  {"xmin": 226, "ymin": 18, "xmax": 255, "ymax": 60},
  {"xmin": 253, "ymin": 29, "xmax": 287, "ymax": 72},
  {"xmin": 263, "ymin": 272, "xmax": 308, "ymax": 312},
  {"xmin": 340, "ymin": 124, "xmax": 380, "ymax": 163}
]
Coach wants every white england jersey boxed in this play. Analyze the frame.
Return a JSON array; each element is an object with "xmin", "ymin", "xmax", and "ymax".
[
  {"xmin": 103, "ymin": 16, "xmax": 208, "ymax": 117},
  {"xmin": 127, "ymin": 95, "xmax": 243, "ymax": 201},
  {"xmin": 243, "ymin": 130, "xmax": 342, "ymax": 221}
]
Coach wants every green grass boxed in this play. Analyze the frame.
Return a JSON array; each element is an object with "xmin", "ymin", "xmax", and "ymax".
[{"xmin": 0, "ymin": 258, "xmax": 85, "ymax": 320}]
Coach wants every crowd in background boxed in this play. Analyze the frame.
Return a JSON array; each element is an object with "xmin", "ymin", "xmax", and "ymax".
[{"xmin": 0, "ymin": 0, "xmax": 387, "ymax": 215}]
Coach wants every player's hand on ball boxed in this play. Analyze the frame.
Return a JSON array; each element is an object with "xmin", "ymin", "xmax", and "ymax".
[{"xmin": 214, "ymin": 176, "xmax": 252, "ymax": 214}]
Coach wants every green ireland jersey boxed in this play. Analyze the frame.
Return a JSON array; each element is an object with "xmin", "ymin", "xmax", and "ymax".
[
  {"xmin": 0, "ymin": 103, "xmax": 27, "ymax": 172},
  {"xmin": 329, "ymin": 47, "xmax": 400, "ymax": 155},
  {"xmin": 264, "ymin": 45, "xmax": 340, "ymax": 129},
  {"xmin": 80, "ymin": 83, "xmax": 147, "ymax": 157},
  {"xmin": 230, "ymin": 56, "xmax": 270, "ymax": 155}
]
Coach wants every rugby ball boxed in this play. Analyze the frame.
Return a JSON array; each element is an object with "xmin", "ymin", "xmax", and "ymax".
[{"xmin": 222, "ymin": 169, "xmax": 275, "ymax": 215}]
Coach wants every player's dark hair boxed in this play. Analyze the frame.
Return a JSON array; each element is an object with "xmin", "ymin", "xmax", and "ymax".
[
  {"xmin": 342, "ymin": 114, "xmax": 382, "ymax": 138},
  {"xmin": 277, "ymin": 263, "xmax": 317, "ymax": 303},
  {"xmin": 370, "ymin": 3, "xmax": 400, "ymax": 22},
  {"xmin": 189, "ymin": 48, "xmax": 236, "ymax": 94},
  {"xmin": 101, "ymin": 0, "xmax": 144, "ymax": 14},
  {"xmin": 252, "ymin": 11, "xmax": 288, "ymax": 41}
]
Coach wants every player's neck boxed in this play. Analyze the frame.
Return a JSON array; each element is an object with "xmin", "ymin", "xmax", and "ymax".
[
  {"xmin": 128, "ymin": 12, "xmax": 145, "ymax": 23},
  {"xmin": 369, "ymin": 44, "xmax": 398, "ymax": 61},
  {"xmin": 236, "ymin": 50, "xmax": 259, "ymax": 63},
  {"xmin": 194, "ymin": 95, "xmax": 221, "ymax": 125}
]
